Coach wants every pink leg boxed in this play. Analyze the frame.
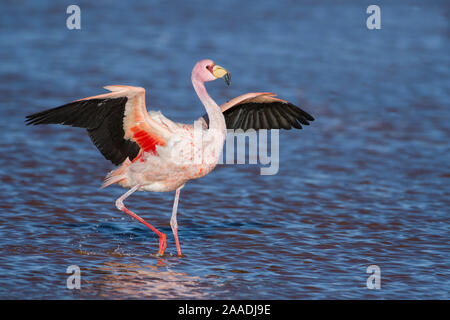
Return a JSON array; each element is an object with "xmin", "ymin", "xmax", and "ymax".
[
  {"xmin": 170, "ymin": 187, "xmax": 182, "ymax": 256},
  {"xmin": 115, "ymin": 185, "xmax": 167, "ymax": 256}
]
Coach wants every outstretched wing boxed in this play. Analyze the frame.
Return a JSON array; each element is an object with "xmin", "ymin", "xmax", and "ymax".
[
  {"xmin": 26, "ymin": 85, "xmax": 172, "ymax": 165},
  {"xmin": 202, "ymin": 92, "xmax": 314, "ymax": 130}
]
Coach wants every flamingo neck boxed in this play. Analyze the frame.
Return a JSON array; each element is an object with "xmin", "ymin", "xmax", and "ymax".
[{"xmin": 192, "ymin": 78, "xmax": 226, "ymax": 134}]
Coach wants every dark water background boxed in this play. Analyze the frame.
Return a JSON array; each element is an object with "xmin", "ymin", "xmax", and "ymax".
[{"xmin": 0, "ymin": 0, "xmax": 449, "ymax": 299}]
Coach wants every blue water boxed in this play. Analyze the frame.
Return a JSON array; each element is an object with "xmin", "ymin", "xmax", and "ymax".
[{"xmin": 0, "ymin": 0, "xmax": 448, "ymax": 299}]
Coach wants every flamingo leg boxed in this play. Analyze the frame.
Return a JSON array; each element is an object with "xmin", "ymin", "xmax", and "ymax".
[
  {"xmin": 170, "ymin": 187, "xmax": 182, "ymax": 256},
  {"xmin": 115, "ymin": 185, "xmax": 167, "ymax": 256}
]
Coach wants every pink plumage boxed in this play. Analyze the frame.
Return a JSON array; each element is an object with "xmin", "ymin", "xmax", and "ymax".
[{"xmin": 26, "ymin": 59, "xmax": 314, "ymax": 256}]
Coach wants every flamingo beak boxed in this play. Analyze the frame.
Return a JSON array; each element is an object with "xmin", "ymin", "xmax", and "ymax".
[
  {"xmin": 212, "ymin": 65, "xmax": 231, "ymax": 86},
  {"xmin": 223, "ymin": 72, "xmax": 231, "ymax": 86}
]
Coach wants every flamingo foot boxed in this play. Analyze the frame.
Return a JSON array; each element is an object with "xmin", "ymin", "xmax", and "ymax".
[
  {"xmin": 170, "ymin": 187, "xmax": 183, "ymax": 257},
  {"xmin": 173, "ymin": 228, "xmax": 182, "ymax": 257},
  {"xmin": 115, "ymin": 185, "xmax": 169, "ymax": 257},
  {"xmin": 158, "ymin": 233, "xmax": 167, "ymax": 256}
]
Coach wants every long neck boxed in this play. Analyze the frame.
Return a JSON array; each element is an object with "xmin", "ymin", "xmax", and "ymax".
[{"xmin": 192, "ymin": 78, "xmax": 226, "ymax": 134}]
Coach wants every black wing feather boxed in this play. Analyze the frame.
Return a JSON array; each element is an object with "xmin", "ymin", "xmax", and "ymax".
[
  {"xmin": 258, "ymin": 109, "xmax": 270, "ymax": 129},
  {"xmin": 25, "ymin": 97, "xmax": 140, "ymax": 165},
  {"xmin": 277, "ymin": 107, "xmax": 302, "ymax": 129},
  {"xmin": 206, "ymin": 101, "xmax": 314, "ymax": 131},
  {"xmin": 264, "ymin": 106, "xmax": 280, "ymax": 129},
  {"xmin": 270, "ymin": 106, "xmax": 291, "ymax": 130}
]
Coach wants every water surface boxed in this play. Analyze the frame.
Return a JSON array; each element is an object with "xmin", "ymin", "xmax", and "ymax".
[{"xmin": 0, "ymin": 0, "xmax": 449, "ymax": 299}]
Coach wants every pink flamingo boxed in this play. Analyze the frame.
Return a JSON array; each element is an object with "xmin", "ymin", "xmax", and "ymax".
[{"xmin": 26, "ymin": 59, "xmax": 314, "ymax": 256}]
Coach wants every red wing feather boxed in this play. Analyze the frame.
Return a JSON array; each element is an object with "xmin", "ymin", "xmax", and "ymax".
[{"xmin": 130, "ymin": 126, "xmax": 166, "ymax": 154}]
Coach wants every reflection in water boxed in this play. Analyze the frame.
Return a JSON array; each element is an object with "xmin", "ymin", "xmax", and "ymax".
[
  {"xmin": 85, "ymin": 261, "xmax": 211, "ymax": 299},
  {"xmin": 0, "ymin": 1, "xmax": 449, "ymax": 299}
]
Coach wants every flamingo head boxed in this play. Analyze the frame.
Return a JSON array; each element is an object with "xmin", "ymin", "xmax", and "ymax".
[{"xmin": 192, "ymin": 59, "xmax": 231, "ymax": 85}]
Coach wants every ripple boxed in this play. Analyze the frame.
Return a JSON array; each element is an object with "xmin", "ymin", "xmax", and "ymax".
[{"xmin": 0, "ymin": 0, "xmax": 449, "ymax": 299}]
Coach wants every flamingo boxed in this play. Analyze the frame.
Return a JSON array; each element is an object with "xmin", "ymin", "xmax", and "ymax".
[{"xmin": 25, "ymin": 59, "xmax": 314, "ymax": 256}]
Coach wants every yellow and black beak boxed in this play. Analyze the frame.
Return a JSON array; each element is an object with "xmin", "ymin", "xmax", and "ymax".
[{"xmin": 212, "ymin": 65, "xmax": 231, "ymax": 86}]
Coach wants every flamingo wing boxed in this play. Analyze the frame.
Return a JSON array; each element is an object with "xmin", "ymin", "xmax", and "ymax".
[
  {"xmin": 202, "ymin": 92, "xmax": 314, "ymax": 130},
  {"xmin": 25, "ymin": 85, "xmax": 172, "ymax": 165}
]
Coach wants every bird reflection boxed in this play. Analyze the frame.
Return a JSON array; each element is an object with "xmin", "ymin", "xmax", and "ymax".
[{"xmin": 83, "ymin": 260, "xmax": 210, "ymax": 299}]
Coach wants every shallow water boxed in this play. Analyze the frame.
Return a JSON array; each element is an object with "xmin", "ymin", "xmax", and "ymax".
[{"xmin": 0, "ymin": 0, "xmax": 449, "ymax": 299}]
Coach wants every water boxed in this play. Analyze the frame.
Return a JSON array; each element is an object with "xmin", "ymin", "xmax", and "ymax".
[{"xmin": 0, "ymin": 0, "xmax": 449, "ymax": 299}]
